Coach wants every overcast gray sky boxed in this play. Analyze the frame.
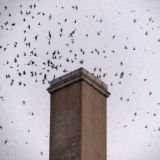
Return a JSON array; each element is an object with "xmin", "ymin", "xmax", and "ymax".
[{"xmin": 1, "ymin": 0, "xmax": 160, "ymax": 160}]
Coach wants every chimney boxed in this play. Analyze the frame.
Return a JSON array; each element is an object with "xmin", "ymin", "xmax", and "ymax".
[{"xmin": 47, "ymin": 67, "xmax": 110, "ymax": 160}]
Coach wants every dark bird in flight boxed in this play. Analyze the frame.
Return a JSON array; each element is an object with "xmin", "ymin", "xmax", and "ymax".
[
  {"xmin": 4, "ymin": 140, "xmax": 7, "ymax": 144},
  {"xmin": 40, "ymin": 152, "xmax": 43, "ymax": 155},
  {"xmin": 134, "ymin": 112, "xmax": 137, "ymax": 116}
]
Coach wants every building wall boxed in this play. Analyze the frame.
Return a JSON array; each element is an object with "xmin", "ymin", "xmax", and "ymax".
[
  {"xmin": 50, "ymin": 81, "xmax": 82, "ymax": 160},
  {"xmin": 81, "ymin": 81, "xmax": 106, "ymax": 160}
]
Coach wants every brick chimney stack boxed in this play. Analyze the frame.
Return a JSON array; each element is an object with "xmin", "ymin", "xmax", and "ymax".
[{"xmin": 47, "ymin": 67, "xmax": 110, "ymax": 160}]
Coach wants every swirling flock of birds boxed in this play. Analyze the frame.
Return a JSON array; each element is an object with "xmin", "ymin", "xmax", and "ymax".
[
  {"xmin": 0, "ymin": 3, "xmax": 111, "ymax": 86},
  {"xmin": 1, "ymin": 0, "xmax": 160, "ymax": 159}
]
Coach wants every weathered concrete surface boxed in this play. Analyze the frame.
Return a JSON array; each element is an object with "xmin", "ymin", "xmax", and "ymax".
[
  {"xmin": 50, "ymin": 81, "xmax": 82, "ymax": 160},
  {"xmin": 48, "ymin": 68, "xmax": 109, "ymax": 160},
  {"xmin": 81, "ymin": 81, "xmax": 106, "ymax": 160}
]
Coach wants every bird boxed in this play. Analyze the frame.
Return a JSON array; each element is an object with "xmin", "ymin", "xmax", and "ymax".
[
  {"xmin": 79, "ymin": 60, "xmax": 84, "ymax": 64},
  {"xmin": 120, "ymin": 72, "xmax": 124, "ymax": 78},
  {"xmin": 11, "ymin": 23, "xmax": 16, "ymax": 26},
  {"xmin": 4, "ymin": 140, "xmax": 7, "ymax": 144},
  {"xmin": 120, "ymin": 61, "xmax": 123, "ymax": 66},
  {"xmin": 134, "ymin": 112, "xmax": 137, "ymax": 116},
  {"xmin": 145, "ymin": 125, "xmax": 148, "ymax": 129},
  {"xmin": 153, "ymin": 113, "xmax": 156, "ymax": 116},
  {"xmin": 133, "ymin": 18, "xmax": 137, "ymax": 23},
  {"xmin": 124, "ymin": 46, "xmax": 128, "ymax": 50},
  {"xmin": 149, "ymin": 91, "xmax": 152, "ymax": 96},
  {"xmin": 35, "ymin": 35, "xmax": 38, "ymax": 40},
  {"xmin": 0, "ymin": 96, "xmax": 4, "ymax": 101},
  {"xmin": 10, "ymin": 79, "xmax": 14, "ymax": 86},
  {"xmin": 49, "ymin": 14, "xmax": 52, "ymax": 20},
  {"xmin": 22, "ymin": 101, "xmax": 26, "ymax": 105},
  {"xmin": 4, "ymin": 6, "xmax": 7, "ymax": 10}
]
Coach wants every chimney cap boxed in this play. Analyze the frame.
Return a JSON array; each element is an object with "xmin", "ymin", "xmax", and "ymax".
[{"xmin": 47, "ymin": 67, "xmax": 110, "ymax": 97}]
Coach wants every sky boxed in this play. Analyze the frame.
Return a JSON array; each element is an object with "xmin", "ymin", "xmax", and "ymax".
[{"xmin": 1, "ymin": 0, "xmax": 160, "ymax": 159}]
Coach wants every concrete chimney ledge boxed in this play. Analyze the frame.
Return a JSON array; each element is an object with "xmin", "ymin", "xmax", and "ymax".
[{"xmin": 47, "ymin": 67, "xmax": 110, "ymax": 97}]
